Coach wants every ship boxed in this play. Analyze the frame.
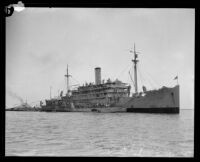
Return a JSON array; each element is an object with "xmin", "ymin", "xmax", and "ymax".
[
  {"xmin": 41, "ymin": 44, "xmax": 179, "ymax": 113},
  {"xmin": 6, "ymin": 99, "xmax": 42, "ymax": 111},
  {"xmin": 6, "ymin": 101, "xmax": 34, "ymax": 111}
]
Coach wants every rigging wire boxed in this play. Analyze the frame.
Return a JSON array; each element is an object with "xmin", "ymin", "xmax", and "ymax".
[
  {"xmin": 145, "ymin": 70, "xmax": 159, "ymax": 88},
  {"xmin": 64, "ymin": 76, "xmax": 67, "ymax": 93},
  {"xmin": 71, "ymin": 75, "xmax": 80, "ymax": 85},
  {"xmin": 71, "ymin": 75, "xmax": 80, "ymax": 84},
  {"xmin": 128, "ymin": 70, "xmax": 135, "ymax": 89},
  {"xmin": 138, "ymin": 64, "xmax": 158, "ymax": 91},
  {"xmin": 128, "ymin": 63, "xmax": 135, "ymax": 90},
  {"xmin": 139, "ymin": 66, "xmax": 155, "ymax": 90},
  {"xmin": 137, "ymin": 60, "xmax": 159, "ymax": 90},
  {"xmin": 149, "ymin": 71, "xmax": 160, "ymax": 87},
  {"xmin": 115, "ymin": 63, "xmax": 132, "ymax": 80},
  {"xmin": 126, "ymin": 71, "xmax": 131, "ymax": 85},
  {"xmin": 144, "ymin": 72, "xmax": 156, "ymax": 89},
  {"xmin": 137, "ymin": 64, "xmax": 144, "ymax": 90},
  {"xmin": 139, "ymin": 52, "xmax": 161, "ymax": 89},
  {"xmin": 128, "ymin": 53, "xmax": 158, "ymax": 91}
]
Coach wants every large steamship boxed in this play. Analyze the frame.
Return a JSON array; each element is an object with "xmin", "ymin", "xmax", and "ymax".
[{"xmin": 41, "ymin": 45, "xmax": 179, "ymax": 113}]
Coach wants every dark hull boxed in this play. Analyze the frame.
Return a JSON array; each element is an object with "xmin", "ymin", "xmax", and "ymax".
[
  {"xmin": 41, "ymin": 110, "xmax": 70, "ymax": 112},
  {"xmin": 126, "ymin": 107, "xmax": 179, "ymax": 114},
  {"xmin": 40, "ymin": 108, "xmax": 70, "ymax": 112}
]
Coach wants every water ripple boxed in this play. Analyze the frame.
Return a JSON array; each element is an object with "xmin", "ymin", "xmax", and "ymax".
[{"xmin": 6, "ymin": 110, "xmax": 194, "ymax": 157}]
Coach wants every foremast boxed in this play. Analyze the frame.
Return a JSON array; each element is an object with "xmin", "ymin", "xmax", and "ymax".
[
  {"xmin": 65, "ymin": 65, "xmax": 71, "ymax": 95},
  {"xmin": 131, "ymin": 43, "xmax": 139, "ymax": 94}
]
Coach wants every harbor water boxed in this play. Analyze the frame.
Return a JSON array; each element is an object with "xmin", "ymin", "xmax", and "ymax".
[{"xmin": 6, "ymin": 110, "xmax": 194, "ymax": 157}]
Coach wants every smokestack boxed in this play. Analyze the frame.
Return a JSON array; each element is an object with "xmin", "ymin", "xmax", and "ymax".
[{"xmin": 95, "ymin": 67, "xmax": 101, "ymax": 85}]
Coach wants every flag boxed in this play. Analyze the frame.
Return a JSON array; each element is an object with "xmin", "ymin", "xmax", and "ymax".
[{"xmin": 174, "ymin": 76, "xmax": 178, "ymax": 80}]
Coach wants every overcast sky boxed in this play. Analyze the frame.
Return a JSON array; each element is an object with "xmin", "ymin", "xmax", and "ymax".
[{"xmin": 6, "ymin": 8, "xmax": 194, "ymax": 109}]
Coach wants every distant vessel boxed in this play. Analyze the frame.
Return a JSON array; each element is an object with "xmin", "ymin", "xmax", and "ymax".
[
  {"xmin": 6, "ymin": 101, "xmax": 33, "ymax": 111},
  {"xmin": 6, "ymin": 99, "xmax": 41, "ymax": 111},
  {"xmin": 41, "ymin": 44, "xmax": 179, "ymax": 113}
]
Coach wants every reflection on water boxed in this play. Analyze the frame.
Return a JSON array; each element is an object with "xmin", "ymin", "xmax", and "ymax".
[{"xmin": 6, "ymin": 110, "xmax": 194, "ymax": 157}]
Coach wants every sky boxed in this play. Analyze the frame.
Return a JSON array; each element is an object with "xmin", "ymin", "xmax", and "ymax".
[{"xmin": 6, "ymin": 8, "xmax": 194, "ymax": 109}]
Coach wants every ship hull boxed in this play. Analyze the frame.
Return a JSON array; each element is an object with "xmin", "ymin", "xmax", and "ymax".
[
  {"xmin": 125, "ymin": 85, "xmax": 180, "ymax": 114},
  {"xmin": 40, "ymin": 106, "xmax": 71, "ymax": 112},
  {"xmin": 70, "ymin": 107, "xmax": 127, "ymax": 113},
  {"xmin": 40, "ymin": 107, "xmax": 179, "ymax": 113},
  {"xmin": 41, "ymin": 106, "xmax": 127, "ymax": 113},
  {"xmin": 41, "ymin": 85, "xmax": 179, "ymax": 113},
  {"xmin": 127, "ymin": 107, "xmax": 179, "ymax": 113}
]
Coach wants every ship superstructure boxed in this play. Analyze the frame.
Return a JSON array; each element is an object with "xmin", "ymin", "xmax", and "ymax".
[
  {"xmin": 41, "ymin": 67, "xmax": 131, "ymax": 112},
  {"xmin": 71, "ymin": 67, "xmax": 131, "ymax": 109}
]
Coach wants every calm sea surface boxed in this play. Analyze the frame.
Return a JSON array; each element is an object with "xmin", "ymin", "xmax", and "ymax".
[{"xmin": 6, "ymin": 110, "xmax": 194, "ymax": 157}]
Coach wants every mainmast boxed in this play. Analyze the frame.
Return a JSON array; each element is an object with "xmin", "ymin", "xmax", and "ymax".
[
  {"xmin": 131, "ymin": 43, "xmax": 139, "ymax": 94},
  {"xmin": 65, "ymin": 65, "xmax": 71, "ymax": 95}
]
